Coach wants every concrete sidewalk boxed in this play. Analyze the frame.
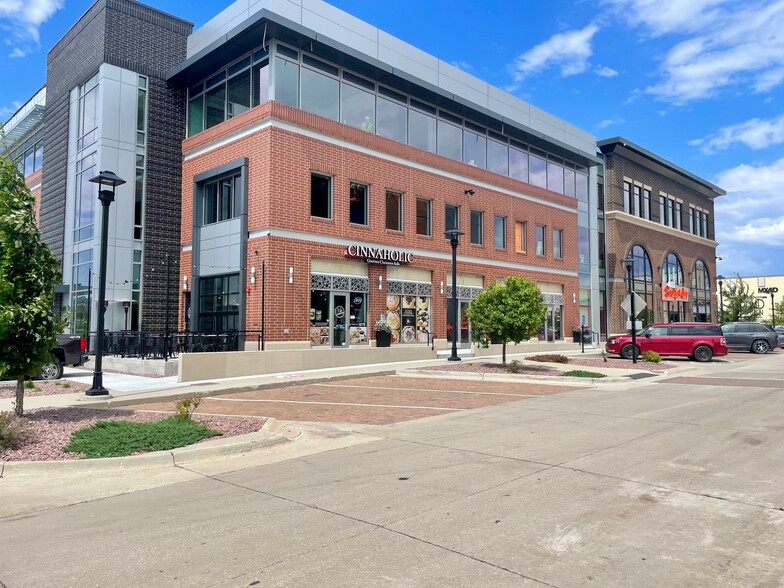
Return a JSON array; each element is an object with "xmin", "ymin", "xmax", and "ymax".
[{"xmin": 0, "ymin": 347, "xmax": 665, "ymax": 414}]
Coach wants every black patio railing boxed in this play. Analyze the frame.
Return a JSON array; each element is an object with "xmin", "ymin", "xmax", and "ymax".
[{"xmin": 86, "ymin": 330, "xmax": 265, "ymax": 360}]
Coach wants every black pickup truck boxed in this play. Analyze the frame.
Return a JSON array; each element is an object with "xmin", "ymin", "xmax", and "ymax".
[{"xmin": 41, "ymin": 334, "xmax": 88, "ymax": 380}]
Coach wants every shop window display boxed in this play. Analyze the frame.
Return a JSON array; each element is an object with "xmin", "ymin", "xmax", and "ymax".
[{"xmin": 385, "ymin": 294, "xmax": 430, "ymax": 344}]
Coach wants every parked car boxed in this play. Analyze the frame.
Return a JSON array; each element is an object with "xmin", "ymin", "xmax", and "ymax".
[
  {"xmin": 720, "ymin": 322, "xmax": 779, "ymax": 354},
  {"xmin": 40, "ymin": 334, "xmax": 88, "ymax": 380},
  {"xmin": 775, "ymin": 326, "xmax": 784, "ymax": 350},
  {"xmin": 606, "ymin": 323, "xmax": 728, "ymax": 362}
]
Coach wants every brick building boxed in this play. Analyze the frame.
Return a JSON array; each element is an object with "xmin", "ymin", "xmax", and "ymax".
[
  {"xmin": 171, "ymin": 0, "xmax": 603, "ymax": 348},
  {"xmin": 599, "ymin": 137, "xmax": 725, "ymax": 334},
  {"xmin": 5, "ymin": 0, "xmax": 605, "ymax": 351}
]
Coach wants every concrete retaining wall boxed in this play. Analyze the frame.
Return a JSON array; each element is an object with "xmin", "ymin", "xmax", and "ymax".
[{"xmin": 178, "ymin": 345, "xmax": 437, "ymax": 382}]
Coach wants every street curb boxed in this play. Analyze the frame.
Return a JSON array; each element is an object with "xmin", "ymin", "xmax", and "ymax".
[
  {"xmin": 396, "ymin": 368, "xmax": 657, "ymax": 385},
  {"xmin": 73, "ymin": 370, "xmax": 399, "ymax": 409},
  {"xmin": 0, "ymin": 418, "xmax": 298, "ymax": 477}
]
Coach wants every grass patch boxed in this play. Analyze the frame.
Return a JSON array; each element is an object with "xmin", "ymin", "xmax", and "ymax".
[
  {"xmin": 63, "ymin": 416, "xmax": 221, "ymax": 458},
  {"xmin": 562, "ymin": 370, "xmax": 606, "ymax": 378}
]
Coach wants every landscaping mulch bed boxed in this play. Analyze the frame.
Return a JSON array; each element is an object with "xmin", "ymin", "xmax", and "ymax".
[
  {"xmin": 0, "ymin": 407, "xmax": 266, "ymax": 462},
  {"xmin": 0, "ymin": 379, "xmax": 91, "ymax": 399},
  {"xmin": 422, "ymin": 355, "xmax": 676, "ymax": 376},
  {"xmin": 424, "ymin": 362, "xmax": 561, "ymax": 376}
]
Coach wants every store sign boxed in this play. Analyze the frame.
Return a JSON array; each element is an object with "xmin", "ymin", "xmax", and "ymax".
[
  {"xmin": 662, "ymin": 283, "xmax": 689, "ymax": 302},
  {"xmin": 346, "ymin": 244, "xmax": 413, "ymax": 266}
]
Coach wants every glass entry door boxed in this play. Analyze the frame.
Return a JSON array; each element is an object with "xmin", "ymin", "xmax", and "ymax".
[
  {"xmin": 332, "ymin": 292, "xmax": 347, "ymax": 347},
  {"xmin": 459, "ymin": 301, "xmax": 472, "ymax": 348}
]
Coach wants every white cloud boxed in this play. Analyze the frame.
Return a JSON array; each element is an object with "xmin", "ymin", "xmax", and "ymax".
[
  {"xmin": 691, "ymin": 115, "xmax": 784, "ymax": 153},
  {"xmin": 0, "ymin": 0, "xmax": 63, "ymax": 45},
  {"xmin": 595, "ymin": 66, "xmax": 619, "ymax": 77},
  {"xmin": 8, "ymin": 47, "xmax": 24, "ymax": 58},
  {"xmin": 602, "ymin": 0, "xmax": 728, "ymax": 36},
  {"xmin": 509, "ymin": 23, "xmax": 599, "ymax": 82},
  {"xmin": 644, "ymin": 1, "xmax": 784, "ymax": 103},
  {"xmin": 595, "ymin": 117, "xmax": 625, "ymax": 130},
  {"xmin": 0, "ymin": 100, "xmax": 22, "ymax": 119}
]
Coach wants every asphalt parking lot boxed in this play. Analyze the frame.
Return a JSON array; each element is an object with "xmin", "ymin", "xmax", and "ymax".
[{"xmin": 131, "ymin": 375, "xmax": 580, "ymax": 425}]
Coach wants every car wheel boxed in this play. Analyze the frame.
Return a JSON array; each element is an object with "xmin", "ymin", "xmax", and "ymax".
[
  {"xmin": 621, "ymin": 344, "xmax": 638, "ymax": 360},
  {"xmin": 751, "ymin": 340, "xmax": 770, "ymax": 354},
  {"xmin": 693, "ymin": 345, "xmax": 713, "ymax": 362},
  {"xmin": 40, "ymin": 361, "xmax": 64, "ymax": 380}
]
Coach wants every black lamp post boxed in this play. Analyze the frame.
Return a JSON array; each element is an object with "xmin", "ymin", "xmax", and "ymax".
[
  {"xmin": 445, "ymin": 228, "xmax": 465, "ymax": 362},
  {"xmin": 86, "ymin": 170, "xmax": 125, "ymax": 396},
  {"xmin": 622, "ymin": 255, "xmax": 637, "ymax": 364},
  {"xmin": 717, "ymin": 275, "xmax": 724, "ymax": 323}
]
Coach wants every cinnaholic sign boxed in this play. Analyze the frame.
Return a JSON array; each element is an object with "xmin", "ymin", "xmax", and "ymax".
[
  {"xmin": 346, "ymin": 244, "xmax": 414, "ymax": 266},
  {"xmin": 662, "ymin": 283, "xmax": 689, "ymax": 302}
]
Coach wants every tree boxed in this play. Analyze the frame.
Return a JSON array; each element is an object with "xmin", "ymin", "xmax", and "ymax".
[
  {"xmin": 0, "ymin": 152, "xmax": 63, "ymax": 417},
  {"xmin": 465, "ymin": 276, "xmax": 546, "ymax": 365},
  {"xmin": 774, "ymin": 301, "xmax": 784, "ymax": 327},
  {"xmin": 720, "ymin": 275, "xmax": 762, "ymax": 323}
]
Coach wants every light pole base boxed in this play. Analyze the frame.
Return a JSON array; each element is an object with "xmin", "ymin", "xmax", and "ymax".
[
  {"xmin": 447, "ymin": 355, "xmax": 462, "ymax": 362},
  {"xmin": 85, "ymin": 387, "xmax": 110, "ymax": 396}
]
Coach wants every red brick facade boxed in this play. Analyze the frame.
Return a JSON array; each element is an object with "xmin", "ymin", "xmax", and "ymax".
[{"xmin": 180, "ymin": 102, "xmax": 582, "ymax": 343}]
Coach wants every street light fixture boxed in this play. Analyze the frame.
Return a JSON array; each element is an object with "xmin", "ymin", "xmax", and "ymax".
[
  {"xmin": 445, "ymin": 228, "xmax": 465, "ymax": 362},
  {"xmin": 621, "ymin": 255, "xmax": 638, "ymax": 364},
  {"xmin": 717, "ymin": 275, "xmax": 725, "ymax": 323},
  {"xmin": 85, "ymin": 170, "xmax": 126, "ymax": 396}
]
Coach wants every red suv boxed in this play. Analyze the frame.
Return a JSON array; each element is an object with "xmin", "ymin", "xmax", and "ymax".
[{"xmin": 606, "ymin": 323, "xmax": 728, "ymax": 362}]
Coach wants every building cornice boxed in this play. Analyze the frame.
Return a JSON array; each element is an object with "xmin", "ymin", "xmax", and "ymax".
[{"xmin": 606, "ymin": 210, "xmax": 719, "ymax": 248}]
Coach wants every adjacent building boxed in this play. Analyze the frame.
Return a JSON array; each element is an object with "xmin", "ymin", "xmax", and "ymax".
[
  {"xmin": 719, "ymin": 275, "xmax": 784, "ymax": 326},
  {"xmin": 599, "ymin": 138, "xmax": 725, "ymax": 334}
]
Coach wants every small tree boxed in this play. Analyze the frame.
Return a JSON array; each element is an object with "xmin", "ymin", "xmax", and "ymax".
[
  {"xmin": 721, "ymin": 275, "xmax": 762, "ymax": 323},
  {"xmin": 774, "ymin": 301, "xmax": 784, "ymax": 327},
  {"xmin": 0, "ymin": 152, "xmax": 63, "ymax": 417},
  {"xmin": 465, "ymin": 276, "xmax": 546, "ymax": 365}
]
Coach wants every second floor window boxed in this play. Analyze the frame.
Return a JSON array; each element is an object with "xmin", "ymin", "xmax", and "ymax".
[
  {"xmin": 470, "ymin": 210, "xmax": 483, "ymax": 245},
  {"xmin": 311, "ymin": 173, "xmax": 331, "ymax": 219},
  {"xmin": 494, "ymin": 216, "xmax": 506, "ymax": 249},
  {"xmin": 349, "ymin": 182, "xmax": 368, "ymax": 225},
  {"xmin": 203, "ymin": 173, "xmax": 241, "ymax": 225},
  {"xmin": 386, "ymin": 190, "xmax": 402, "ymax": 231},
  {"xmin": 553, "ymin": 228, "xmax": 563, "ymax": 259},
  {"xmin": 445, "ymin": 204, "xmax": 459, "ymax": 234},
  {"xmin": 536, "ymin": 224, "xmax": 546, "ymax": 255},
  {"xmin": 515, "ymin": 220, "xmax": 526, "ymax": 252},
  {"xmin": 416, "ymin": 197, "xmax": 431, "ymax": 236}
]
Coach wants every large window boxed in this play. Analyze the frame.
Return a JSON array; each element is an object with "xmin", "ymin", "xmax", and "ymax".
[
  {"xmin": 494, "ymin": 216, "xmax": 506, "ymax": 249},
  {"xmin": 74, "ymin": 153, "xmax": 96, "ymax": 243},
  {"xmin": 349, "ymin": 182, "xmax": 368, "ymax": 225},
  {"xmin": 663, "ymin": 251, "xmax": 686, "ymax": 322},
  {"xmin": 341, "ymin": 76, "xmax": 375, "ymax": 130},
  {"xmin": 77, "ymin": 74, "xmax": 99, "ymax": 151},
  {"xmin": 692, "ymin": 259, "xmax": 711, "ymax": 322},
  {"xmin": 529, "ymin": 153, "xmax": 547, "ymax": 188},
  {"xmin": 198, "ymin": 274, "xmax": 240, "ymax": 332},
  {"xmin": 70, "ymin": 249, "xmax": 93, "ymax": 335},
  {"xmin": 203, "ymin": 173, "xmax": 242, "ymax": 225},
  {"xmin": 628, "ymin": 245, "xmax": 654, "ymax": 328},
  {"xmin": 386, "ymin": 190, "xmax": 402, "ymax": 231},
  {"xmin": 445, "ymin": 204, "xmax": 459, "ymax": 233},
  {"xmin": 437, "ymin": 118, "xmax": 462, "ymax": 161},
  {"xmin": 470, "ymin": 210, "xmax": 483, "ymax": 245},
  {"xmin": 301, "ymin": 57, "xmax": 339, "ymax": 120},
  {"xmin": 377, "ymin": 90, "xmax": 407, "ymax": 143},
  {"xmin": 535, "ymin": 224, "xmax": 546, "ymax": 255},
  {"xmin": 464, "ymin": 129, "xmax": 486, "ymax": 168},
  {"xmin": 311, "ymin": 174, "xmax": 332, "ymax": 219},
  {"xmin": 416, "ymin": 197, "xmax": 431, "ymax": 236}
]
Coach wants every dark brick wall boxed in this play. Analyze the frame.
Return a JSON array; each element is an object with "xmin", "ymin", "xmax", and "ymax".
[{"xmin": 39, "ymin": 0, "xmax": 191, "ymax": 331}]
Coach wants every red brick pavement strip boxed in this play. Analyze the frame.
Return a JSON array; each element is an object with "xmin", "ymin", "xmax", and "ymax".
[{"xmin": 131, "ymin": 376, "xmax": 579, "ymax": 426}]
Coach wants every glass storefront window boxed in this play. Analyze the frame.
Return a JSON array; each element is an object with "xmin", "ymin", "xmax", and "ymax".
[
  {"xmin": 385, "ymin": 294, "xmax": 430, "ymax": 344},
  {"xmin": 301, "ymin": 67, "xmax": 339, "ymax": 120},
  {"xmin": 487, "ymin": 140, "xmax": 509, "ymax": 176},
  {"xmin": 463, "ymin": 130, "xmax": 486, "ymax": 168},
  {"xmin": 341, "ymin": 83, "xmax": 375, "ymax": 130},
  {"xmin": 529, "ymin": 154, "xmax": 547, "ymax": 188},
  {"xmin": 310, "ymin": 290, "xmax": 330, "ymax": 346},
  {"xmin": 409, "ymin": 109, "xmax": 436, "ymax": 153},
  {"xmin": 274, "ymin": 57, "xmax": 299, "ymax": 108},
  {"xmin": 547, "ymin": 161, "xmax": 564, "ymax": 194},
  {"xmin": 227, "ymin": 70, "xmax": 251, "ymax": 118},
  {"xmin": 437, "ymin": 120, "xmax": 462, "ymax": 161},
  {"xmin": 509, "ymin": 147, "xmax": 528, "ymax": 182}
]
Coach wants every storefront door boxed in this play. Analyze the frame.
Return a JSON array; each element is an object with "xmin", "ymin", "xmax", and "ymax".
[
  {"xmin": 459, "ymin": 301, "xmax": 472, "ymax": 348},
  {"xmin": 332, "ymin": 292, "xmax": 347, "ymax": 347}
]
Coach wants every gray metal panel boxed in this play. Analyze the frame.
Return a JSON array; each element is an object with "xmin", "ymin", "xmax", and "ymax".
[{"xmin": 302, "ymin": 0, "xmax": 378, "ymax": 59}]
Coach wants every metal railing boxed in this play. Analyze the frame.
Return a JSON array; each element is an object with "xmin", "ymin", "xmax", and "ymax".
[{"xmin": 87, "ymin": 330, "xmax": 264, "ymax": 360}]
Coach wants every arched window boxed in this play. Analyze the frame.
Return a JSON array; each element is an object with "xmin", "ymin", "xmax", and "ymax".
[
  {"xmin": 629, "ymin": 245, "xmax": 654, "ymax": 327},
  {"xmin": 662, "ymin": 252, "xmax": 685, "ymax": 322},
  {"xmin": 692, "ymin": 259, "xmax": 711, "ymax": 322}
]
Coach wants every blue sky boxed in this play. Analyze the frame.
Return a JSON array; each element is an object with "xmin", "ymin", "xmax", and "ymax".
[{"xmin": 2, "ymin": 0, "xmax": 783, "ymax": 277}]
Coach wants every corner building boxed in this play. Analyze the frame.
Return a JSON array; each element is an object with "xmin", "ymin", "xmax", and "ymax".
[
  {"xmin": 599, "ymin": 138, "xmax": 724, "ymax": 334},
  {"xmin": 173, "ymin": 0, "xmax": 602, "ymax": 348}
]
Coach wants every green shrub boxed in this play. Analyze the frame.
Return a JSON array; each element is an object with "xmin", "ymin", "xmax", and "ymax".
[
  {"xmin": 508, "ymin": 360, "xmax": 521, "ymax": 373},
  {"xmin": 0, "ymin": 411, "xmax": 31, "ymax": 450},
  {"xmin": 24, "ymin": 380, "xmax": 35, "ymax": 389},
  {"xmin": 63, "ymin": 417, "xmax": 221, "ymax": 458},
  {"xmin": 562, "ymin": 370, "xmax": 606, "ymax": 378},
  {"xmin": 527, "ymin": 354, "xmax": 569, "ymax": 364},
  {"xmin": 174, "ymin": 393, "xmax": 204, "ymax": 420},
  {"xmin": 642, "ymin": 350, "xmax": 662, "ymax": 363},
  {"xmin": 61, "ymin": 382, "xmax": 71, "ymax": 389}
]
